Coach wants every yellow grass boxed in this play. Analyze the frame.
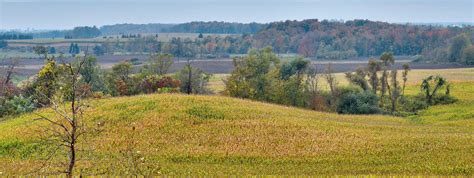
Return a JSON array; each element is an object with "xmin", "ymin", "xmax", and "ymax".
[{"xmin": 0, "ymin": 68, "xmax": 473, "ymax": 176}]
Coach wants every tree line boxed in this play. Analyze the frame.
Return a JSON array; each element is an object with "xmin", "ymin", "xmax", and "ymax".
[
  {"xmin": 419, "ymin": 33, "xmax": 474, "ymax": 65},
  {"xmin": 224, "ymin": 47, "xmax": 456, "ymax": 115},
  {"xmin": 0, "ymin": 33, "xmax": 33, "ymax": 40},
  {"xmin": 85, "ymin": 20, "xmax": 474, "ymax": 62},
  {"xmin": 5, "ymin": 20, "xmax": 473, "ymax": 63},
  {"xmin": 254, "ymin": 19, "xmax": 473, "ymax": 59},
  {"xmin": 65, "ymin": 26, "xmax": 101, "ymax": 39}
]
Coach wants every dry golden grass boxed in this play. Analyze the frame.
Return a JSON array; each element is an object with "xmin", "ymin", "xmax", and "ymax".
[{"xmin": 0, "ymin": 68, "xmax": 473, "ymax": 176}]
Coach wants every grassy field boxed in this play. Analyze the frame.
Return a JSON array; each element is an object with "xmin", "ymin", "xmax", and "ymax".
[
  {"xmin": 6, "ymin": 33, "xmax": 233, "ymax": 47},
  {"xmin": 209, "ymin": 68, "xmax": 474, "ymax": 94},
  {"xmin": 0, "ymin": 50, "xmax": 73, "ymax": 59},
  {"xmin": 0, "ymin": 68, "xmax": 473, "ymax": 176}
]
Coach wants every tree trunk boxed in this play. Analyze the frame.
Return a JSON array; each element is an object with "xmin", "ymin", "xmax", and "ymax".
[
  {"xmin": 391, "ymin": 97, "xmax": 396, "ymax": 113},
  {"xmin": 67, "ymin": 139, "xmax": 76, "ymax": 177},
  {"xmin": 187, "ymin": 65, "xmax": 192, "ymax": 94}
]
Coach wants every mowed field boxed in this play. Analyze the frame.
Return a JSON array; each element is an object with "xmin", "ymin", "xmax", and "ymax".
[{"xmin": 0, "ymin": 68, "xmax": 473, "ymax": 176}]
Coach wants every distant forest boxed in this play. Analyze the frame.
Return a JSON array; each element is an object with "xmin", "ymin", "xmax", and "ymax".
[
  {"xmin": 2, "ymin": 20, "xmax": 473, "ymax": 62},
  {"xmin": 255, "ymin": 19, "xmax": 474, "ymax": 58},
  {"xmin": 101, "ymin": 22, "xmax": 265, "ymax": 35}
]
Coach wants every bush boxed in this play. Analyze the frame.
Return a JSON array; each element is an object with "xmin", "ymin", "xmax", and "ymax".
[
  {"xmin": 336, "ymin": 85, "xmax": 363, "ymax": 97},
  {"xmin": 140, "ymin": 75, "xmax": 160, "ymax": 94},
  {"xmin": 0, "ymin": 95, "xmax": 36, "ymax": 117},
  {"xmin": 432, "ymin": 94, "xmax": 458, "ymax": 105},
  {"xmin": 309, "ymin": 94, "xmax": 331, "ymax": 112},
  {"xmin": 140, "ymin": 75, "xmax": 181, "ymax": 94},
  {"xmin": 336, "ymin": 91, "xmax": 381, "ymax": 114},
  {"xmin": 400, "ymin": 95, "xmax": 429, "ymax": 113},
  {"xmin": 130, "ymin": 58, "xmax": 142, "ymax": 65}
]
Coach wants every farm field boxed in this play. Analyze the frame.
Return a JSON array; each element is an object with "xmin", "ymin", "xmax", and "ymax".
[
  {"xmin": 0, "ymin": 68, "xmax": 473, "ymax": 176},
  {"xmin": 1, "ymin": 0, "xmax": 472, "ymax": 176},
  {"xmin": 6, "ymin": 33, "xmax": 233, "ymax": 47},
  {"xmin": 1, "ymin": 53, "xmax": 470, "ymax": 77},
  {"xmin": 208, "ymin": 68, "xmax": 474, "ymax": 93}
]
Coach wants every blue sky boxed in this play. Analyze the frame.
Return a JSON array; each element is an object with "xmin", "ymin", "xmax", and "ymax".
[{"xmin": 0, "ymin": 0, "xmax": 473, "ymax": 30}]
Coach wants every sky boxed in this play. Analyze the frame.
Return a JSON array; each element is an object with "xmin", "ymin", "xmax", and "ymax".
[{"xmin": 0, "ymin": 0, "xmax": 473, "ymax": 30}]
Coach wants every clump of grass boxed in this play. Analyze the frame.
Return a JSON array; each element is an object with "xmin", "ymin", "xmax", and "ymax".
[{"xmin": 186, "ymin": 105, "xmax": 225, "ymax": 120}]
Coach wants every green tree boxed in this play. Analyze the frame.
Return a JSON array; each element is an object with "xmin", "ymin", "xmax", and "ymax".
[
  {"xmin": 0, "ymin": 40, "xmax": 7, "ymax": 49},
  {"xmin": 461, "ymin": 46, "xmax": 474, "ymax": 65},
  {"xmin": 379, "ymin": 52, "xmax": 395, "ymax": 104},
  {"xmin": 33, "ymin": 45, "xmax": 48, "ymax": 58},
  {"xmin": 367, "ymin": 59, "xmax": 381, "ymax": 94},
  {"xmin": 69, "ymin": 43, "xmax": 80, "ymax": 56},
  {"xmin": 225, "ymin": 47, "xmax": 280, "ymax": 100},
  {"xmin": 49, "ymin": 47, "xmax": 56, "ymax": 54},
  {"xmin": 336, "ymin": 91, "xmax": 381, "ymax": 114},
  {"xmin": 278, "ymin": 57, "xmax": 310, "ymax": 106},
  {"xmin": 345, "ymin": 67, "xmax": 369, "ymax": 91},
  {"xmin": 93, "ymin": 45, "xmax": 105, "ymax": 56},
  {"xmin": 31, "ymin": 59, "xmax": 63, "ymax": 105},
  {"xmin": 78, "ymin": 56, "xmax": 104, "ymax": 92},
  {"xmin": 143, "ymin": 53, "xmax": 174, "ymax": 76},
  {"xmin": 177, "ymin": 61, "xmax": 211, "ymax": 94},
  {"xmin": 106, "ymin": 61, "xmax": 134, "ymax": 96},
  {"xmin": 421, "ymin": 75, "xmax": 447, "ymax": 104},
  {"xmin": 389, "ymin": 69, "xmax": 401, "ymax": 112},
  {"xmin": 449, "ymin": 34, "xmax": 471, "ymax": 62}
]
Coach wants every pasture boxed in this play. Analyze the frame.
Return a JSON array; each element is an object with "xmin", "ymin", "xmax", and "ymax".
[{"xmin": 0, "ymin": 68, "xmax": 472, "ymax": 176}]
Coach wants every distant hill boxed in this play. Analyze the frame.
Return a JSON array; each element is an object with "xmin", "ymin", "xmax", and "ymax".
[
  {"xmin": 100, "ymin": 23, "xmax": 175, "ymax": 35},
  {"xmin": 100, "ymin": 22, "xmax": 266, "ymax": 35},
  {"xmin": 162, "ymin": 21, "xmax": 266, "ymax": 34}
]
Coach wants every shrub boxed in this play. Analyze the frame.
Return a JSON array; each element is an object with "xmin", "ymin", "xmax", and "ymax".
[
  {"xmin": 157, "ymin": 76, "xmax": 181, "ymax": 89},
  {"xmin": 310, "ymin": 94, "xmax": 331, "ymax": 112},
  {"xmin": 336, "ymin": 85, "xmax": 363, "ymax": 97},
  {"xmin": 130, "ymin": 58, "xmax": 142, "ymax": 65},
  {"xmin": 336, "ymin": 91, "xmax": 381, "ymax": 114},
  {"xmin": 400, "ymin": 95, "xmax": 429, "ymax": 113},
  {"xmin": 140, "ymin": 75, "xmax": 160, "ymax": 94},
  {"xmin": 140, "ymin": 76, "xmax": 181, "ymax": 94},
  {"xmin": 92, "ymin": 91, "xmax": 105, "ymax": 99},
  {"xmin": 0, "ymin": 95, "xmax": 36, "ymax": 117},
  {"xmin": 432, "ymin": 94, "xmax": 458, "ymax": 105}
]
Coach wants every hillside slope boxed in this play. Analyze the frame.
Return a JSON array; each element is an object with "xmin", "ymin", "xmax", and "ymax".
[{"xmin": 0, "ymin": 88, "xmax": 473, "ymax": 175}]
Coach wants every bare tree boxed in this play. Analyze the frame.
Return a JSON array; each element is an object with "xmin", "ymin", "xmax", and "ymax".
[
  {"xmin": 367, "ymin": 59, "xmax": 381, "ymax": 94},
  {"xmin": 324, "ymin": 63, "xmax": 338, "ymax": 108},
  {"xmin": 185, "ymin": 59, "xmax": 193, "ymax": 94},
  {"xmin": 401, "ymin": 63, "xmax": 410, "ymax": 96},
  {"xmin": 389, "ymin": 69, "xmax": 401, "ymax": 112},
  {"xmin": 0, "ymin": 57, "xmax": 20, "ymax": 97},
  {"xmin": 379, "ymin": 52, "xmax": 395, "ymax": 105},
  {"xmin": 305, "ymin": 66, "xmax": 319, "ymax": 97},
  {"xmin": 34, "ymin": 48, "xmax": 90, "ymax": 177}
]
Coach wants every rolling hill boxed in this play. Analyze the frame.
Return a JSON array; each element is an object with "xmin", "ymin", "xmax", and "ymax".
[{"xmin": 0, "ymin": 82, "xmax": 473, "ymax": 176}]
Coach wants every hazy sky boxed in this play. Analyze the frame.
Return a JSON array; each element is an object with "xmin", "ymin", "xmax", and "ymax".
[{"xmin": 0, "ymin": 0, "xmax": 473, "ymax": 30}]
